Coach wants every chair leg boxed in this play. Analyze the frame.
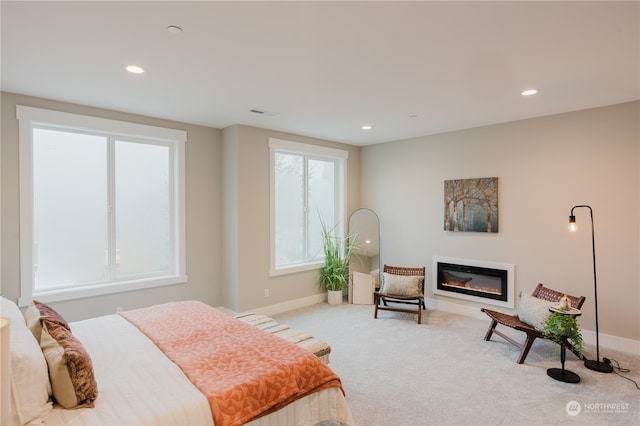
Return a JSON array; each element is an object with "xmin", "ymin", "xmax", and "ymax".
[
  {"xmin": 483, "ymin": 319, "xmax": 498, "ymax": 341},
  {"xmin": 517, "ymin": 335, "xmax": 537, "ymax": 364},
  {"xmin": 417, "ymin": 303, "xmax": 422, "ymax": 324}
]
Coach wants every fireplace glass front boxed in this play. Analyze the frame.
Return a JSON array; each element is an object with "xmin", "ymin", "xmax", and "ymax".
[{"xmin": 436, "ymin": 262, "xmax": 508, "ymax": 302}]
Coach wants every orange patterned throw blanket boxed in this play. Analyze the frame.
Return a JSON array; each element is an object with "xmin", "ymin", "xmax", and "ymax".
[{"xmin": 120, "ymin": 301, "xmax": 344, "ymax": 426}]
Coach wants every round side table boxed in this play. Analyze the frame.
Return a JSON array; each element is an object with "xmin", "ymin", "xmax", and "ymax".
[{"xmin": 546, "ymin": 307, "xmax": 581, "ymax": 383}]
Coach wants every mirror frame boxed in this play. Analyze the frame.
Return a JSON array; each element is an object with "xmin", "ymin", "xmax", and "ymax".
[{"xmin": 348, "ymin": 208, "xmax": 381, "ymax": 300}]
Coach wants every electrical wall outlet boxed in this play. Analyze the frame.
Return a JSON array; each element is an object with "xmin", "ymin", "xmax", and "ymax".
[
  {"xmin": 115, "ymin": 306, "xmax": 123, "ymax": 312},
  {"xmin": 264, "ymin": 288, "xmax": 270, "ymax": 298}
]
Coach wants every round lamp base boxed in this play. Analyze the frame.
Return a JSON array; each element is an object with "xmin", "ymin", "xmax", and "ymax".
[
  {"xmin": 547, "ymin": 368, "xmax": 580, "ymax": 383},
  {"xmin": 584, "ymin": 359, "xmax": 613, "ymax": 373}
]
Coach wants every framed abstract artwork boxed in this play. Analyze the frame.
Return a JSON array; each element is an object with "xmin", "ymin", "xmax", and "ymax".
[{"xmin": 444, "ymin": 177, "xmax": 498, "ymax": 233}]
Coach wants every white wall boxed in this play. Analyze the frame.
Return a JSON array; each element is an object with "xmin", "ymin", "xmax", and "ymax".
[
  {"xmin": 361, "ymin": 101, "xmax": 639, "ymax": 345},
  {"xmin": 0, "ymin": 92, "xmax": 360, "ymax": 319},
  {"xmin": 3, "ymin": 91, "xmax": 638, "ymax": 351},
  {"xmin": 222, "ymin": 124, "xmax": 361, "ymax": 313},
  {"xmin": 1, "ymin": 92, "xmax": 223, "ymax": 321}
]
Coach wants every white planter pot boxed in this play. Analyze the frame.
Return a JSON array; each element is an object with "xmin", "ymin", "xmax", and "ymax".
[{"xmin": 327, "ymin": 290, "xmax": 343, "ymax": 305}]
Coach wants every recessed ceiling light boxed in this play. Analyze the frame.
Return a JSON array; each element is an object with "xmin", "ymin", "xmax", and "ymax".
[
  {"xmin": 125, "ymin": 65, "xmax": 144, "ymax": 74},
  {"xmin": 361, "ymin": 125, "xmax": 373, "ymax": 130},
  {"xmin": 521, "ymin": 89, "xmax": 538, "ymax": 96},
  {"xmin": 167, "ymin": 25, "xmax": 183, "ymax": 34}
]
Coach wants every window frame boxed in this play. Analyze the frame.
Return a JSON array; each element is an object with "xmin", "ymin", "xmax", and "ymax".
[
  {"xmin": 269, "ymin": 138, "xmax": 348, "ymax": 276},
  {"xmin": 17, "ymin": 105, "xmax": 187, "ymax": 306}
]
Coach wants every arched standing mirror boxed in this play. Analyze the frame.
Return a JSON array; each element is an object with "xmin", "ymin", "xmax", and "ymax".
[{"xmin": 348, "ymin": 208, "xmax": 380, "ymax": 304}]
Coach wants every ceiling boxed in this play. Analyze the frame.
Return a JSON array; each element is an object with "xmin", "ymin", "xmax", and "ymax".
[{"xmin": 2, "ymin": 1, "xmax": 638, "ymax": 146}]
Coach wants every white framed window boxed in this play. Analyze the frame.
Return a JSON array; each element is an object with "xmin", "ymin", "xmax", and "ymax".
[
  {"xmin": 17, "ymin": 106, "xmax": 187, "ymax": 305},
  {"xmin": 269, "ymin": 138, "xmax": 348, "ymax": 276}
]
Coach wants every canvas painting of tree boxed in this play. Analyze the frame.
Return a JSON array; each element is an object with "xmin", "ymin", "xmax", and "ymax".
[{"xmin": 444, "ymin": 177, "xmax": 498, "ymax": 233}]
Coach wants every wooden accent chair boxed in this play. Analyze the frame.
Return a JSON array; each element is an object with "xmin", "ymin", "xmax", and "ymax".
[
  {"xmin": 481, "ymin": 283, "xmax": 586, "ymax": 364},
  {"xmin": 374, "ymin": 265, "xmax": 426, "ymax": 324}
]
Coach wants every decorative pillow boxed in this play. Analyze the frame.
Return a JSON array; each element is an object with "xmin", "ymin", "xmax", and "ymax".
[
  {"xmin": 380, "ymin": 273, "xmax": 423, "ymax": 297},
  {"xmin": 40, "ymin": 319, "xmax": 98, "ymax": 409},
  {"xmin": 26, "ymin": 300, "xmax": 71, "ymax": 343},
  {"xmin": 0, "ymin": 296, "xmax": 53, "ymax": 424},
  {"xmin": 518, "ymin": 291, "xmax": 556, "ymax": 331}
]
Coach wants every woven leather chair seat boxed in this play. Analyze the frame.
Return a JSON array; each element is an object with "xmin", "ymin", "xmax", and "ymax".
[
  {"xmin": 481, "ymin": 283, "xmax": 585, "ymax": 364},
  {"xmin": 374, "ymin": 265, "xmax": 426, "ymax": 324}
]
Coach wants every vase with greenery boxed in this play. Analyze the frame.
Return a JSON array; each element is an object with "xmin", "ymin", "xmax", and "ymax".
[
  {"xmin": 543, "ymin": 312, "xmax": 585, "ymax": 359},
  {"xmin": 319, "ymin": 218, "xmax": 358, "ymax": 303}
]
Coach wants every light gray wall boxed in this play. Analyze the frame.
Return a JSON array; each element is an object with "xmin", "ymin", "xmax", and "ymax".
[
  {"xmin": 221, "ymin": 125, "xmax": 239, "ymax": 310},
  {"xmin": 361, "ymin": 101, "xmax": 640, "ymax": 341},
  {"xmin": 1, "ymin": 92, "xmax": 223, "ymax": 321},
  {"xmin": 223, "ymin": 124, "xmax": 361, "ymax": 312},
  {"xmin": 3, "ymin": 91, "xmax": 637, "ymax": 345}
]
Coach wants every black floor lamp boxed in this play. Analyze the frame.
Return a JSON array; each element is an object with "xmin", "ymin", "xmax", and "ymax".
[{"xmin": 568, "ymin": 205, "xmax": 613, "ymax": 373}]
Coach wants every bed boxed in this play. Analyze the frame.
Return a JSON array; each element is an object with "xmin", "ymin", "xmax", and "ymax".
[{"xmin": 1, "ymin": 297, "xmax": 354, "ymax": 426}]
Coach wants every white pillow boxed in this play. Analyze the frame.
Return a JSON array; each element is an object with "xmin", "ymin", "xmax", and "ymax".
[
  {"xmin": 517, "ymin": 291, "xmax": 556, "ymax": 331},
  {"xmin": 380, "ymin": 273, "xmax": 423, "ymax": 297},
  {"xmin": 1, "ymin": 296, "xmax": 53, "ymax": 425}
]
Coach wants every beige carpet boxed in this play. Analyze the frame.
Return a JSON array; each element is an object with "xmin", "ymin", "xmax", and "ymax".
[{"xmin": 273, "ymin": 302, "xmax": 640, "ymax": 426}]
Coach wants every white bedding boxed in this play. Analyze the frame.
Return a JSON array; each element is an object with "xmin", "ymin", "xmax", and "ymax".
[{"xmin": 46, "ymin": 314, "xmax": 354, "ymax": 426}]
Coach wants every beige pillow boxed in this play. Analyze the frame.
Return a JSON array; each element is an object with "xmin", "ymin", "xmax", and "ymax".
[
  {"xmin": 26, "ymin": 299, "xmax": 71, "ymax": 343},
  {"xmin": 40, "ymin": 320, "xmax": 98, "ymax": 409},
  {"xmin": 518, "ymin": 291, "xmax": 556, "ymax": 331},
  {"xmin": 380, "ymin": 273, "xmax": 423, "ymax": 297}
]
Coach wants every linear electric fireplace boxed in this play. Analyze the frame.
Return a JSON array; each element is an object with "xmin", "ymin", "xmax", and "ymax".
[{"xmin": 432, "ymin": 256, "xmax": 515, "ymax": 308}]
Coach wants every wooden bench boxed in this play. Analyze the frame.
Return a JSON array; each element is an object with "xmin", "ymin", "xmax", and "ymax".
[
  {"xmin": 481, "ymin": 283, "xmax": 585, "ymax": 364},
  {"xmin": 235, "ymin": 312, "xmax": 331, "ymax": 364}
]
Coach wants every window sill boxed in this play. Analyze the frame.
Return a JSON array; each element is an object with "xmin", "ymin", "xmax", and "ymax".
[
  {"xmin": 269, "ymin": 262, "xmax": 322, "ymax": 277},
  {"xmin": 19, "ymin": 275, "xmax": 188, "ymax": 307}
]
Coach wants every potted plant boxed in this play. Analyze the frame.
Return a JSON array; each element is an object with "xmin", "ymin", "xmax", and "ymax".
[
  {"xmin": 543, "ymin": 312, "xmax": 585, "ymax": 359},
  {"xmin": 319, "ymin": 218, "xmax": 358, "ymax": 305}
]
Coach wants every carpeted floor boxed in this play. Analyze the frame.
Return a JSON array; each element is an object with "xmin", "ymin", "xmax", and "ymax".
[{"xmin": 273, "ymin": 302, "xmax": 640, "ymax": 426}]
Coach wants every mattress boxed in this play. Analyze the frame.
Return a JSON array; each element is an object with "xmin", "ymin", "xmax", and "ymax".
[{"xmin": 45, "ymin": 313, "xmax": 354, "ymax": 426}]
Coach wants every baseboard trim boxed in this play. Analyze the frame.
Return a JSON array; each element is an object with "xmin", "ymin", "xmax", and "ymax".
[
  {"xmin": 425, "ymin": 297, "xmax": 640, "ymax": 355},
  {"xmin": 218, "ymin": 293, "xmax": 327, "ymax": 318},
  {"xmin": 580, "ymin": 329, "xmax": 640, "ymax": 356}
]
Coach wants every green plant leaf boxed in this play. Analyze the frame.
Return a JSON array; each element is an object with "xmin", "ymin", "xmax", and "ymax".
[
  {"xmin": 543, "ymin": 312, "xmax": 584, "ymax": 359},
  {"xmin": 318, "ymin": 215, "xmax": 359, "ymax": 291}
]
